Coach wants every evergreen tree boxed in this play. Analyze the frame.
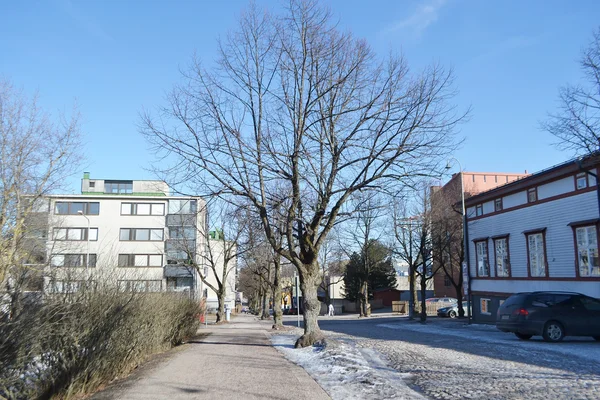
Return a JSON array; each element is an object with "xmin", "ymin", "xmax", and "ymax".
[{"xmin": 343, "ymin": 240, "xmax": 397, "ymax": 302}]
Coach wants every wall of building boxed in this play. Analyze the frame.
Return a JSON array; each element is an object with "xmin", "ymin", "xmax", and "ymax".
[
  {"xmin": 203, "ymin": 240, "xmax": 237, "ymax": 311},
  {"xmin": 44, "ymin": 194, "xmax": 208, "ymax": 299}
]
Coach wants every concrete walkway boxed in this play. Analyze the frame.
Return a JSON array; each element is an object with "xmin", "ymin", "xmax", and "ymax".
[{"xmin": 92, "ymin": 314, "xmax": 330, "ymax": 400}]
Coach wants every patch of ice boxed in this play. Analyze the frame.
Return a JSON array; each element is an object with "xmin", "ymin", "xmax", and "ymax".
[{"xmin": 271, "ymin": 334, "xmax": 425, "ymax": 400}]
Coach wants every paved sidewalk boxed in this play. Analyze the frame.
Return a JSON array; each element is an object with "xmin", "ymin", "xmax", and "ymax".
[{"xmin": 92, "ymin": 314, "xmax": 330, "ymax": 400}]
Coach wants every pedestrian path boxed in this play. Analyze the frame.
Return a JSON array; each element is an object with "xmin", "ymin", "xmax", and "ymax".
[{"xmin": 92, "ymin": 314, "xmax": 330, "ymax": 400}]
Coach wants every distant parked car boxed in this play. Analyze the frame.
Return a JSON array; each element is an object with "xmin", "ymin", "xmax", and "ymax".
[
  {"xmin": 496, "ymin": 291, "xmax": 600, "ymax": 342},
  {"xmin": 426, "ymin": 297, "xmax": 458, "ymax": 306},
  {"xmin": 437, "ymin": 301, "xmax": 470, "ymax": 318},
  {"xmin": 288, "ymin": 307, "xmax": 302, "ymax": 315}
]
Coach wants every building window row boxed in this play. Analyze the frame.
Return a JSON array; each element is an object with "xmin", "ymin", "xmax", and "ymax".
[
  {"xmin": 53, "ymin": 227, "xmax": 98, "ymax": 241},
  {"xmin": 118, "ymin": 254, "xmax": 163, "ymax": 267},
  {"xmin": 121, "ymin": 203, "xmax": 165, "ymax": 216},
  {"xmin": 55, "ymin": 202, "xmax": 99, "ymax": 215},
  {"xmin": 53, "ymin": 200, "xmax": 198, "ymax": 217},
  {"xmin": 474, "ymin": 224, "xmax": 600, "ymax": 279},
  {"xmin": 119, "ymin": 228, "xmax": 164, "ymax": 241},
  {"xmin": 117, "ymin": 280, "xmax": 162, "ymax": 292},
  {"xmin": 48, "ymin": 280, "xmax": 95, "ymax": 293},
  {"xmin": 51, "ymin": 254, "xmax": 97, "ymax": 267},
  {"xmin": 105, "ymin": 180, "xmax": 133, "ymax": 194}
]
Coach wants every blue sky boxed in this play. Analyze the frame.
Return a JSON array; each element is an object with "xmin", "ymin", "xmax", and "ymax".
[{"xmin": 1, "ymin": 0, "xmax": 598, "ymax": 193}]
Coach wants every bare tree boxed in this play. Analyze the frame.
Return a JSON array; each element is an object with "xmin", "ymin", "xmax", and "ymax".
[
  {"xmin": 317, "ymin": 230, "xmax": 346, "ymax": 311},
  {"xmin": 141, "ymin": 1, "xmax": 463, "ymax": 346},
  {"xmin": 543, "ymin": 28, "xmax": 600, "ymax": 153},
  {"xmin": 0, "ymin": 79, "xmax": 82, "ymax": 312},
  {"xmin": 339, "ymin": 192, "xmax": 386, "ymax": 316},
  {"xmin": 430, "ymin": 183, "xmax": 466, "ymax": 317},
  {"xmin": 393, "ymin": 187, "xmax": 441, "ymax": 322}
]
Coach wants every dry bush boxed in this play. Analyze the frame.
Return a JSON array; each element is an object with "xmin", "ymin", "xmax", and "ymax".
[{"xmin": 0, "ymin": 283, "xmax": 202, "ymax": 399}]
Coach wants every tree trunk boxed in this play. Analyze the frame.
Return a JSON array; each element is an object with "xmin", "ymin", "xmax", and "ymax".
[
  {"xmin": 216, "ymin": 289, "xmax": 225, "ymax": 323},
  {"xmin": 408, "ymin": 263, "xmax": 415, "ymax": 320},
  {"xmin": 419, "ymin": 276, "xmax": 427, "ymax": 323},
  {"xmin": 257, "ymin": 283, "xmax": 264, "ymax": 317},
  {"xmin": 456, "ymin": 281, "xmax": 465, "ymax": 318},
  {"xmin": 294, "ymin": 270, "xmax": 324, "ymax": 348},
  {"xmin": 272, "ymin": 257, "xmax": 283, "ymax": 329},
  {"xmin": 261, "ymin": 289, "xmax": 269, "ymax": 319},
  {"xmin": 361, "ymin": 281, "xmax": 370, "ymax": 317}
]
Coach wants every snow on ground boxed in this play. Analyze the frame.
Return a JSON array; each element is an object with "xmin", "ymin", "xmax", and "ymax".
[
  {"xmin": 377, "ymin": 321, "xmax": 600, "ymax": 363},
  {"xmin": 271, "ymin": 334, "xmax": 425, "ymax": 400}
]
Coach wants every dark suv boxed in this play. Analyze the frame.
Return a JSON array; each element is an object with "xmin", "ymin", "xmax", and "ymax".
[{"xmin": 496, "ymin": 291, "xmax": 600, "ymax": 342}]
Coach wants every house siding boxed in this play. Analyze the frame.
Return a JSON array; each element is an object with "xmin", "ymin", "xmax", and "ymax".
[
  {"xmin": 537, "ymin": 176, "xmax": 573, "ymax": 200},
  {"xmin": 469, "ymin": 190, "xmax": 598, "ymax": 283}
]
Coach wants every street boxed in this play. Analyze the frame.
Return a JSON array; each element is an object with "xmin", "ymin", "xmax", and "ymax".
[{"xmin": 283, "ymin": 315, "xmax": 600, "ymax": 399}]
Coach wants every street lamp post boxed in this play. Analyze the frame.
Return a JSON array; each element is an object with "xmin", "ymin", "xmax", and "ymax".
[
  {"xmin": 446, "ymin": 158, "xmax": 471, "ymax": 323},
  {"xmin": 77, "ymin": 210, "xmax": 91, "ymax": 269}
]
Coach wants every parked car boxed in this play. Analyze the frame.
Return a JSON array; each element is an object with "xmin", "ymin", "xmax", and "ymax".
[
  {"xmin": 496, "ymin": 291, "xmax": 600, "ymax": 342},
  {"xmin": 426, "ymin": 297, "xmax": 458, "ymax": 306},
  {"xmin": 437, "ymin": 301, "xmax": 470, "ymax": 318},
  {"xmin": 288, "ymin": 307, "xmax": 302, "ymax": 315}
]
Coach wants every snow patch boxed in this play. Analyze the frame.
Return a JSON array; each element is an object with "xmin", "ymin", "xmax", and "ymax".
[
  {"xmin": 271, "ymin": 334, "xmax": 425, "ymax": 400},
  {"xmin": 377, "ymin": 322, "xmax": 600, "ymax": 363}
]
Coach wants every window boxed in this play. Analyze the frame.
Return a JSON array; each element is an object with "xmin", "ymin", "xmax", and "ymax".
[
  {"xmin": 117, "ymin": 280, "xmax": 162, "ymax": 292},
  {"xmin": 476, "ymin": 204, "xmax": 483, "ymax": 216},
  {"xmin": 104, "ymin": 180, "xmax": 133, "ymax": 194},
  {"xmin": 480, "ymin": 298, "xmax": 491, "ymax": 315},
  {"xmin": 54, "ymin": 202, "xmax": 100, "ymax": 215},
  {"xmin": 118, "ymin": 254, "xmax": 163, "ymax": 267},
  {"xmin": 52, "ymin": 254, "xmax": 97, "ymax": 268},
  {"xmin": 576, "ymin": 173, "xmax": 588, "ymax": 190},
  {"xmin": 575, "ymin": 225, "xmax": 600, "ymax": 277},
  {"xmin": 168, "ymin": 199, "xmax": 198, "ymax": 215},
  {"xmin": 475, "ymin": 240, "xmax": 489, "ymax": 277},
  {"xmin": 493, "ymin": 237, "xmax": 510, "ymax": 277},
  {"xmin": 169, "ymin": 227, "xmax": 196, "ymax": 239},
  {"xmin": 119, "ymin": 228, "xmax": 164, "ymax": 241},
  {"xmin": 121, "ymin": 203, "xmax": 165, "ymax": 216},
  {"xmin": 444, "ymin": 275, "xmax": 451, "ymax": 287},
  {"xmin": 89, "ymin": 181, "xmax": 96, "ymax": 188},
  {"xmin": 581, "ymin": 296, "xmax": 600, "ymax": 311},
  {"xmin": 53, "ymin": 227, "xmax": 98, "ymax": 241},
  {"xmin": 527, "ymin": 188, "xmax": 537, "ymax": 203},
  {"xmin": 527, "ymin": 232, "xmax": 547, "ymax": 277},
  {"xmin": 49, "ymin": 280, "xmax": 92, "ymax": 293},
  {"xmin": 494, "ymin": 198, "xmax": 502, "ymax": 212}
]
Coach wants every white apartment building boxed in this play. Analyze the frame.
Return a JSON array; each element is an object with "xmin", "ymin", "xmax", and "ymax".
[{"xmin": 38, "ymin": 172, "xmax": 236, "ymax": 307}]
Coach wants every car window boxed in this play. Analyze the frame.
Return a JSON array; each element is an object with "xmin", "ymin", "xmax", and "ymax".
[
  {"xmin": 503, "ymin": 294, "xmax": 528, "ymax": 307},
  {"xmin": 531, "ymin": 294, "xmax": 554, "ymax": 307},
  {"xmin": 581, "ymin": 296, "xmax": 600, "ymax": 311},
  {"xmin": 552, "ymin": 295, "xmax": 579, "ymax": 308}
]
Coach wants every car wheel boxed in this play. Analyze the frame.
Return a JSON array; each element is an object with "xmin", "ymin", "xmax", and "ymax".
[
  {"xmin": 514, "ymin": 333, "xmax": 533, "ymax": 340},
  {"xmin": 542, "ymin": 321, "xmax": 565, "ymax": 342},
  {"xmin": 448, "ymin": 310, "xmax": 457, "ymax": 318}
]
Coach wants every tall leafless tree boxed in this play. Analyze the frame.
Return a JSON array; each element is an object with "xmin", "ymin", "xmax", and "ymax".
[
  {"xmin": 430, "ymin": 183, "xmax": 466, "ymax": 317},
  {"xmin": 141, "ymin": 1, "xmax": 464, "ymax": 346},
  {"xmin": 0, "ymin": 79, "xmax": 82, "ymax": 313},
  {"xmin": 339, "ymin": 192, "xmax": 386, "ymax": 317},
  {"xmin": 543, "ymin": 28, "xmax": 600, "ymax": 153},
  {"xmin": 393, "ymin": 186, "xmax": 441, "ymax": 322}
]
